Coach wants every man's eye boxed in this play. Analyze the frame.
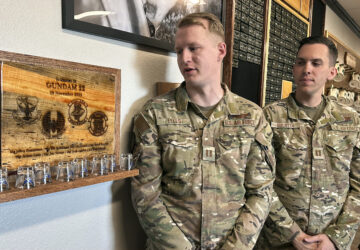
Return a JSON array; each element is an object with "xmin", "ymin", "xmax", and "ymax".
[
  {"xmin": 189, "ymin": 47, "xmax": 198, "ymax": 52},
  {"xmin": 176, "ymin": 50, "xmax": 182, "ymax": 55},
  {"xmin": 312, "ymin": 62, "xmax": 321, "ymax": 66},
  {"xmin": 295, "ymin": 61, "xmax": 305, "ymax": 65}
]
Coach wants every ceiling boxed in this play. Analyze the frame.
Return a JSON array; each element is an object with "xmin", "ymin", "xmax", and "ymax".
[{"xmin": 337, "ymin": 0, "xmax": 360, "ymax": 27}]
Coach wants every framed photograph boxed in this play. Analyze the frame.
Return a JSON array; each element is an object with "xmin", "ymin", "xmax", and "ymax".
[{"xmin": 62, "ymin": 0, "xmax": 227, "ymax": 51}]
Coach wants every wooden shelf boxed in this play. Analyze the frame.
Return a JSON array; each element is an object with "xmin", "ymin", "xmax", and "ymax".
[{"xmin": 0, "ymin": 169, "xmax": 138, "ymax": 203}]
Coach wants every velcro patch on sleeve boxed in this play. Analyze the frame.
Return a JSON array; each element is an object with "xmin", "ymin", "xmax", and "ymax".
[{"xmin": 134, "ymin": 114, "xmax": 151, "ymax": 136}]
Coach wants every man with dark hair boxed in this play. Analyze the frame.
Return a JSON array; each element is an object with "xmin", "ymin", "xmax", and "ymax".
[
  {"xmin": 298, "ymin": 36, "xmax": 338, "ymax": 66},
  {"xmin": 131, "ymin": 12, "xmax": 275, "ymax": 249},
  {"xmin": 256, "ymin": 36, "xmax": 360, "ymax": 250}
]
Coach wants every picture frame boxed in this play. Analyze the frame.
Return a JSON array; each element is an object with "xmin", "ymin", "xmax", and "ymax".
[{"xmin": 62, "ymin": 0, "xmax": 229, "ymax": 52}]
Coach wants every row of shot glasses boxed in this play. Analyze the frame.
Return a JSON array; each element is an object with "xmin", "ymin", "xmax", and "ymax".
[{"xmin": 0, "ymin": 153, "xmax": 134, "ymax": 191}]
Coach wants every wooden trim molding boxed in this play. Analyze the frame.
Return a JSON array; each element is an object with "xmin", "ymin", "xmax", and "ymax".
[{"xmin": 326, "ymin": 0, "xmax": 360, "ymax": 39}]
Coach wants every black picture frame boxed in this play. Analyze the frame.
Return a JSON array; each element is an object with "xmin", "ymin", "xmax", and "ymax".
[{"xmin": 62, "ymin": 0, "xmax": 226, "ymax": 52}]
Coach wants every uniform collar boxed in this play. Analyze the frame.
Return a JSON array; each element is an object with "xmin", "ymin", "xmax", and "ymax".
[
  {"xmin": 287, "ymin": 92, "xmax": 353, "ymax": 124},
  {"xmin": 175, "ymin": 82, "xmax": 189, "ymax": 112},
  {"xmin": 175, "ymin": 81, "xmax": 237, "ymax": 114}
]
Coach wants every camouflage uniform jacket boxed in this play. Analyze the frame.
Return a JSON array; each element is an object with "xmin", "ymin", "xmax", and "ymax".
[
  {"xmin": 131, "ymin": 82, "xmax": 275, "ymax": 250},
  {"xmin": 260, "ymin": 94, "xmax": 360, "ymax": 250}
]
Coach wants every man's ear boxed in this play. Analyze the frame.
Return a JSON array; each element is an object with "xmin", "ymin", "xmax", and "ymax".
[
  {"xmin": 327, "ymin": 66, "xmax": 337, "ymax": 81},
  {"xmin": 217, "ymin": 42, "xmax": 226, "ymax": 62}
]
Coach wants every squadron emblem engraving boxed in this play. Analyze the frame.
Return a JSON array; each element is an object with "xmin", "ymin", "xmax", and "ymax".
[
  {"xmin": 42, "ymin": 111, "xmax": 66, "ymax": 138},
  {"xmin": 12, "ymin": 95, "xmax": 41, "ymax": 125},
  {"xmin": 68, "ymin": 99, "xmax": 87, "ymax": 125},
  {"xmin": 88, "ymin": 111, "xmax": 108, "ymax": 136}
]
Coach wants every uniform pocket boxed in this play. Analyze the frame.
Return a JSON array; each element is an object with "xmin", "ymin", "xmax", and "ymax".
[
  {"xmin": 217, "ymin": 133, "xmax": 242, "ymax": 149},
  {"xmin": 157, "ymin": 119, "xmax": 194, "ymax": 149},
  {"xmin": 325, "ymin": 125, "xmax": 356, "ymax": 158},
  {"xmin": 323, "ymin": 126, "xmax": 357, "ymax": 194},
  {"xmin": 324, "ymin": 126, "xmax": 356, "ymax": 172},
  {"xmin": 217, "ymin": 128, "xmax": 254, "ymax": 158},
  {"xmin": 157, "ymin": 119, "xmax": 196, "ymax": 177},
  {"xmin": 274, "ymin": 127, "xmax": 308, "ymax": 189}
]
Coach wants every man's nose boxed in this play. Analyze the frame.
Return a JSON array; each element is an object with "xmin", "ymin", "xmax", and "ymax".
[
  {"xmin": 180, "ymin": 49, "xmax": 191, "ymax": 63},
  {"xmin": 303, "ymin": 62, "xmax": 312, "ymax": 75}
]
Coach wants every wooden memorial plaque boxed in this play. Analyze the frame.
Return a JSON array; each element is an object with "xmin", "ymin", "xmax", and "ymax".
[{"xmin": 0, "ymin": 51, "xmax": 121, "ymax": 171}]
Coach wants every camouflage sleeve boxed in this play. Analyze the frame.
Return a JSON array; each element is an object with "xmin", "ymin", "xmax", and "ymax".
[
  {"xmin": 261, "ymin": 107, "xmax": 302, "ymax": 245},
  {"xmin": 323, "ymin": 138, "xmax": 360, "ymax": 250},
  {"xmin": 131, "ymin": 110, "xmax": 193, "ymax": 250},
  {"xmin": 221, "ymin": 113, "xmax": 275, "ymax": 249},
  {"xmin": 262, "ymin": 191, "xmax": 302, "ymax": 244}
]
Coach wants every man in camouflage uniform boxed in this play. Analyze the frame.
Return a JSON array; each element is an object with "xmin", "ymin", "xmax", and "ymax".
[
  {"xmin": 256, "ymin": 36, "xmax": 360, "ymax": 250},
  {"xmin": 131, "ymin": 13, "xmax": 275, "ymax": 249}
]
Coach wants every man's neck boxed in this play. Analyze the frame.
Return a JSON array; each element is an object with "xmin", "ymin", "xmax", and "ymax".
[
  {"xmin": 295, "ymin": 91, "xmax": 322, "ymax": 107},
  {"xmin": 186, "ymin": 82, "xmax": 224, "ymax": 107}
]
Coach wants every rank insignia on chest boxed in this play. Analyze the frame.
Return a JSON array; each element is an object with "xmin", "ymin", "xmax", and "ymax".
[
  {"xmin": 313, "ymin": 147, "xmax": 325, "ymax": 160},
  {"xmin": 343, "ymin": 116, "xmax": 352, "ymax": 122},
  {"xmin": 203, "ymin": 146, "xmax": 215, "ymax": 161}
]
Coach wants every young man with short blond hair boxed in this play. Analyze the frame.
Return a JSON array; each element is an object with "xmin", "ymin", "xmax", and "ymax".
[{"xmin": 131, "ymin": 12, "xmax": 275, "ymax": 249}]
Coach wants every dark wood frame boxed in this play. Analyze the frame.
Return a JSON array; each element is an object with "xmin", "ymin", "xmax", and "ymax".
[
  {"xmin": 62, "ymin": 0, "xmax": 231, "ymax": 52},
  {"xmin": 222, "ymin": 0, "xmax": 235, "ymax": 87}
]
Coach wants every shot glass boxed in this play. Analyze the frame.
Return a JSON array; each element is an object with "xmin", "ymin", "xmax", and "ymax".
[
  {"xmin": 34, "ymin": 162, "xmax": 52, "ymax": 185},
  {"xmin": 16, "ymin": 166, "xmax": 36, "ymax": 189},
  {"xmin": 109, "ymin": 154, "xmax": 117, "ymax": 173},
  {"xmin": 78, "ymin": 158, "xmax": 89, "ymax": 178},
  {"xmin": 91, "ymin": 156, "xmax": 107, "ymax": 176},
  {"xmin": 101, "ymin": 155, "xmax": 110, "ymax": 175},
  {"xmin": 56, "ymin": 161, "xmax": 75, "ymax": 182},
  {"xmin": 0, "ymin": 167, "xmax": 9, "ymax": 192},
  {"xmin": 120, "ymin": 153, "xmax": 134, "ymax": 171}
]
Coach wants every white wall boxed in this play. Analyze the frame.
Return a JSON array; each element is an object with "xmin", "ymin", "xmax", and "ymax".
[
  {"xmin": 325, "ymin": 6, "xmax": 360, "ymax": 54},
  {"xmin": 0, "ymin": 0, "xmax": 183, "ymax": 249}
]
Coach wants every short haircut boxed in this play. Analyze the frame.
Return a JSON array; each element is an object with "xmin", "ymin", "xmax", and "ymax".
[
  {"xmin": 177, "ymin": 12, "xmax": 225, "ymax": 41},
  {"xmin": 298, "ymin": 36, "xmax": 338, "ymax": 66}
]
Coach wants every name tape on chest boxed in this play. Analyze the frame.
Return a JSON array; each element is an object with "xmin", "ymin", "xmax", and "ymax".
[
  {"xmin": 330, "ymin": 124, "xmax": 360, "ymax": 132},
  {"xmin": 224, "ymin": 119, "xmax": 255, "ymax": 127},
  {"xmin": 271, "ymin": 122, "xmax": 301, "ymax": 129},
  {"xmin": 157, "ymin": 118, "xmax": 190, "ymax": 125}
]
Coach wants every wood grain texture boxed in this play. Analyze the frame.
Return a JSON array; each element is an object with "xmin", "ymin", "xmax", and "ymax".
[
  {"xmin": 222, "ymin": 0, "xmax": 235, "ymax": 88},
  {"xmin": 284, "ymin": 0, "xmax": 301, "ymax": 11},
  {"xmin": 0, "ymin": 50, "xmax": 121, "ymax": 171},
  {"xmin": 301, "ymin": 0, "xmax": 310, "ymax": 19}
]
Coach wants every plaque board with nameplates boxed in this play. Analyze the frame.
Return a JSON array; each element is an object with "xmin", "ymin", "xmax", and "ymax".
[
  {"xmin": 0, "ymin": 50, "xmax": 121, "ymax": 171},
  {"xmin": 263, "ymin": 0, "xmax": 309, "ymax": 105},
  {"xmin": 232, "ymin": 0, "xmax": 265, "ymax": 68}
]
